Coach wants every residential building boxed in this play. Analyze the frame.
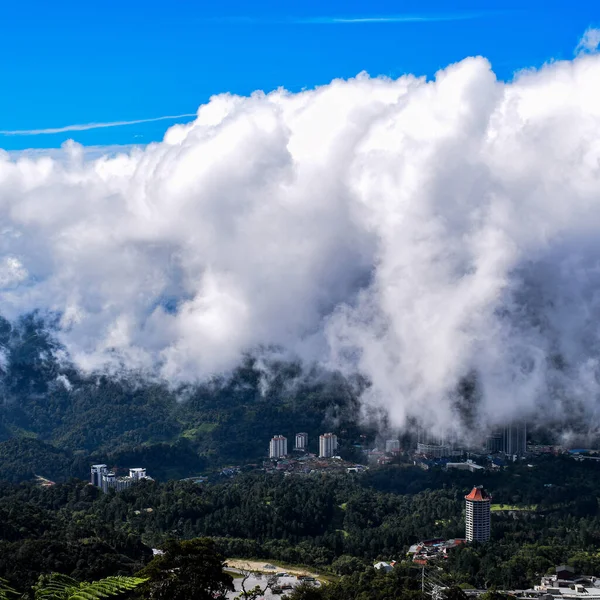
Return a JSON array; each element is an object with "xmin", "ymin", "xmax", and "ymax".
[
  {"xmin": 374, "ymin": 562, "xmax": 394, "ymax": 573},
  {"xmin": 485, "ymin": 430, "xmax": 504, "ymax": 453},
  {"xmin": 446, "ymin": 460, "xmax": 484, "ymax": 473},
  {"xmin": 408, "ymin": 538, "xmax": 466, "ymax": 564},
  {"xmin": 465, "ymin": 485, "xmax": 491, "ymax": 542},
  {"xmin": 90, "ymin": 464, "xmax": 107, "ymax": 487},
  {"xmin": 417, "ymin": 442, "xmax": 452, "ymax": 458},
  {"xmin": 91, "ymin": 465, "xmax": 153, "ymax": 493},
  {"xmin": 486, "ymin": 423, "xmax": 527, "ymax": 457},
  {"xmin": 385, "ymin": 439, "xmax": 401, "ymax": 454},
  {"xmin": 295, "ymin": 432, "xmax": 308, "ymax": 451},
  {"xmin": 129, "ymin": 468, "xmax": 147, "ymax": 480},
  {"xmin": 417, "ymin": 427, "xmax": 452, "ymax": 458},
  {"xmin": 100, "ymin": 471, "xmax": 117, "ymax": 493},
  {"xmin": 504, "ymin": 423, "xmax": 527, "ymax": 457},
  {"xmin": 269, "ymin": 435, "xmax": 288, "ymax": 459},
  {"xmin": 319, "ymin": 433, "xmax": 338, "ymax": 458}
]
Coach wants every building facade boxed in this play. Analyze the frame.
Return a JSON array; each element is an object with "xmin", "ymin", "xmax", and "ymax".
[
  {"xmin": 485, "ymin": 430, "xmax": 504, "ymax": 453},
  {"xmin": 416, "ymin": 427, "xmax": 452, "ymax": 457},
  {"xmin": 269, "ymin": 435, "xmax": 288, "ymax": 459},
  {"xmin": 91, "ymin": 465, "xmax": 152, "ymax": 493},
  {"xmin": 486, "ymin": 423, "xmax": 527, "ymax": 457},
  {"xmin": 465, "ymin": 485, "xmax": 491, "ymax": 542},
  {"xmin": 294, "ymin": 432, "xmax": 308, "ymax": 451},
  {"xmin": 503, "ymin": 423, "xmax": 527, "ymax": 457},
  {"xmin": 385, "ymin": 439, "xmax": 401, "ymax": 454},
  {"xmin": 90, "ymin": 464, "xmax": 107, "ymax": 487},
  {"xmin": 129, "ymin": 468, "xmax": 147, "ymax": 480},
  {"xmin": 319, "ymin": 433, "xmax": 338, "ymax": 458}
]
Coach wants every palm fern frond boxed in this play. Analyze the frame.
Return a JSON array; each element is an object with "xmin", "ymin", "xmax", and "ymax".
[
  {"xmin": 0, "ymin": 577, "xmax": 19, "ymax": 599},
  {"xmin": 34, "ymin": 574, "xmax": 147, "ymax": 600}
]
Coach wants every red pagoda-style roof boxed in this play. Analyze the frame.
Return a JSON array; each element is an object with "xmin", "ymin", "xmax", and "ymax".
[{"xmin": 465, "ymin": 486, "xmax": 490, "ymax": 501}]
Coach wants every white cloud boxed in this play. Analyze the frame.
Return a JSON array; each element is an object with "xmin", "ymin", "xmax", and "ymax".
[
  {"xmin": 2, "ymin": 51, "xmax": 600, "ymax": 437},
  {"xmin": 576, "ymin": 27, "xmax": 600, "ymax": 54}
]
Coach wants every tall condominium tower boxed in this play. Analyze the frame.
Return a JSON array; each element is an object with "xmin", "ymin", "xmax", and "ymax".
[
  {"xmin": 319, "ymin": 433, "xmax": 338, "ymax": 458},
  {"xmin": 269, "ymin": 435, "xmax": 288, "ymax": 459},
  {"xmin": 486, "ymin": 423, "xmax": 527, "ymax": 457},
  {"xmin": 90, "ymin": 464, "xmax": 107, "ymax": 487},
  {"xmin": 416, "ymin": 427, "xmax": 451, "ymax": 458},
  {"xmin": 295, "ymin": 432, "xmax": 308, "ymax": 451},
  {"xmin": 465, "ymin": 486, "xmax": 491, "ymax": 542},
  {"xmin": 503, "ymin": 423, "xmax": 527, "ymax": 457}
]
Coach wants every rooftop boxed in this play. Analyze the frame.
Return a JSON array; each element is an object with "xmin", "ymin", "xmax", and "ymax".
[{"xmin": 465, "ymin": 485, "xmax": 491, "ymax": 501}]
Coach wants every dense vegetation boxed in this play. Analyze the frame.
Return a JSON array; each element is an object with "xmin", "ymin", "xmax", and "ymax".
[
  {"xmin": 0, "ymin": 314, "xmax": 371, "ymax": 482},
  {"xmin": 0, "ymin": 457, "xmax": 600, "ymax": 594},
  {"xmin": 3, "ymin": 314, "xmax": 600, "ymax": 598}
]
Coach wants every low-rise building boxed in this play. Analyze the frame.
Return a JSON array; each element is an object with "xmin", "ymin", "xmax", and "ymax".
[
  {"xmin": 408, "ymin": 538, "xmax": 466, "ymax": 564},
  {"xmin": 446, "ymin": 460, "xmax": 484, "ymax": 473}
]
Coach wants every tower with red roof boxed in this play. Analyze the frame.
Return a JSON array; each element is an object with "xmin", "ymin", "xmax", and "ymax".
[{"xmin": 465, "ymin": 485, "xmax": 491, "ymax": 542}]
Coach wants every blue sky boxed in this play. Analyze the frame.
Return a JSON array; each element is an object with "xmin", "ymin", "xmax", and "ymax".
[{"xmin": 0, "ymin": 0, "xmax": 596, "ymax": 150}]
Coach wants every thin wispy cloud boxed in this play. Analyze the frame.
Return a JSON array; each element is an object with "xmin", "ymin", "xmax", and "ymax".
[
  {"xmin": 0, "ymin": 113, "xmax": 196, "ymax": 136},
  {"xmin": 207, "ymin": 12, "xmax": 505, "ymax": 25},
  {"xmin": 304, "ymin": 13, "xmax": 497, "ymax": 24}
]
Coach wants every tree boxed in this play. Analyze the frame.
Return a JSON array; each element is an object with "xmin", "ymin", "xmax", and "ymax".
[
  {"xmin": 287, "ymin": 582, "xmax": 324, "ymax": 600},
  {"xmin": 232, "ymin": 564, "xmax": 279, "ymax": 600},
  {"xmin": 441, "ymin": 587, "xmax": 468, "ymax": 600},
  {"xmin": 331, "ymin": 555, "xmax": 366, "ymax": 576},
  {"xmin": 137, "ymin": 538, "xmax": 234, "ymax": 600},
  {"xmin": 236, "ymin": 569, "xmax": 279, "ymax": 600}
]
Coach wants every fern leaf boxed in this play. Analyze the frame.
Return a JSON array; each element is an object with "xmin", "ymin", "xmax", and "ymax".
[
  {"xmin": 34, "ymin": 574, "xmax": 146, "ymax": 600},
  {"xmin": 0, "ymin": 577, "xmax": 19, "ymax": 600}
]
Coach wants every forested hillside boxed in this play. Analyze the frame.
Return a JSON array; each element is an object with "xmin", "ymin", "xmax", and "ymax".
[
  {"xmin": 1, "ymin": 458, "xmax": 600, "ymax": 592},
  {"xmin": 0, "ymin": 314, "xmax": 370, "ymax": 481}
]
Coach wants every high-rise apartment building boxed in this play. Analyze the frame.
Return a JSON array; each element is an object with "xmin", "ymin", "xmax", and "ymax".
[
  {"xmin": 269, "ymin": 435, "xmax": 288, "ymax": 459},
  {"xmin": 90, "ymin": 464, "xmax": 108, "ymax": 487},
  {"xmin": 485, "ymin": 430, "xmax": 504, "ymax": 453},
  {"xmin": 486, "ymin": 423, "xmax": 526, "ymax": 457},
  {"xmin": 100, "ymin": 471, "xmax": 117, "ymax": 493},
  {"xmin": 319, "ymin": 433, "xmax": 338, "ymax": 458},
  {"xmin": 385, "ymin": 439, "xmax": 401, "ymax": 454},
  {"xmin": 416, "ymin": 427, "xmax": 452, "ymax": 457},
  {"xmin": 129, "ymin": 468, "xmax": 147, "ymax": 480},
  {"xmin": 295, "ymin": 432, "xmax": 308, "ymax": 451},
  {"xmin": 91, "ymin": 465, "xmax": 152, "ymax": 493},
  {"xmin": 465, "ymin": 485, "xmax": 491, "ymax": 542},
  {"xmin": 503, "ymin": 423, "xmax": 527, "ymax": 457}
]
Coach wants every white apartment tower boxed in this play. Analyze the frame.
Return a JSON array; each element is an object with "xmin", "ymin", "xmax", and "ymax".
[
  {"xmin": 100, "ymin": 471, "xmax": 117, "ymax": 493},
  {"xmin": 319, "ymin": 433, "xmax": 338, "ymax": 458},
  {"xmin": 295, "ymin": 432, "xmax": 308, "ymax": 451},
  {"xmin": 269, "ymin": 435, "xmax": 288, "ymax": 459},
  {"xmin": 91, "ymin": 464, "xmax": 152, "ymax": 493},
  {"xmin": 465, "ymin": 486, "xmax": 491, "ymax": 542},
  {"xmin": 90, "ymin": 464, "xmax": 107, "ymax": 487},
  {"xmin": 129, "ymin": 468, "xmax": 147, "ymax": 480}
]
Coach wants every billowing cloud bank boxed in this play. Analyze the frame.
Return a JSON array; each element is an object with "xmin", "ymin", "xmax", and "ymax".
[{"xmin": 2, "ymin": 51, "xmax": 600, "ymax": 435}]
